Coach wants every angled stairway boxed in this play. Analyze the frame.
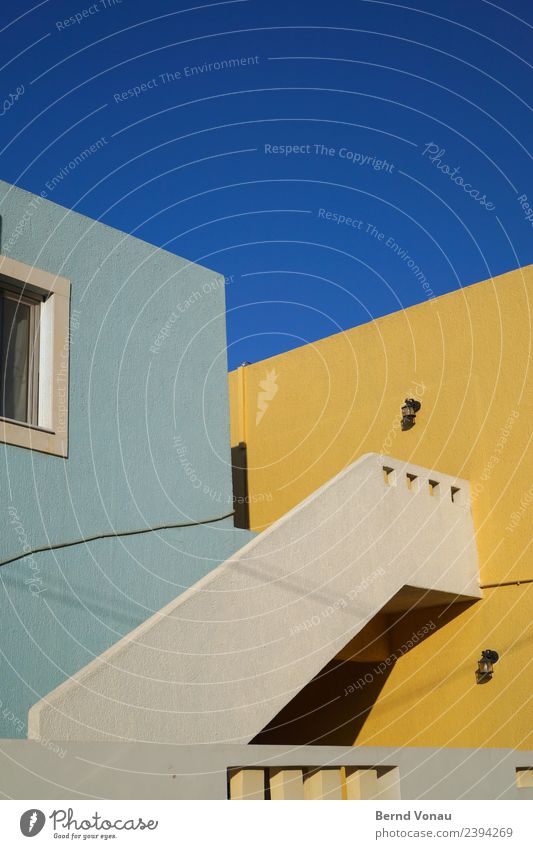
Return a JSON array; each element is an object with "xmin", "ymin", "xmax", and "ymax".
[{"xmin": 29, "ymin": 453, "xmax": 481, "ymax": 744}]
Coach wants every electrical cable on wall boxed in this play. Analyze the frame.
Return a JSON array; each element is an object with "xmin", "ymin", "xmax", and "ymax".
[{"xmin": 0, "ymin": 511, "xmax": 236, "ymax": 569}]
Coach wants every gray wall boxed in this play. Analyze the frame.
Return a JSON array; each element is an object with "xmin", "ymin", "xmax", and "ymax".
[{"xmin": 0, "ymin": 740, "xmax": 531, "ymax": 800}]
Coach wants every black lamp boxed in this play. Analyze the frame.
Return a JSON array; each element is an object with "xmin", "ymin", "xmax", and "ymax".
[
  {"xmin": 476, "ymin": 649, "xmax": 499, "ymax": 684},
  {"xmin": 401, "ymin": 398, "xmax": 421, "ymax": 431}
]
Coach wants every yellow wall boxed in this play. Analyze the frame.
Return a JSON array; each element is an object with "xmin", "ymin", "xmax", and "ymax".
[{"xmin": 228, "ymin": 265, "xmax": 533, "ymax": 750}]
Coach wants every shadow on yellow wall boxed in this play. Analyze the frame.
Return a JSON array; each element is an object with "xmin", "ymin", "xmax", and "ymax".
[{"xmin": 230, "ymin": 265, "xmax": 533, "ymax": 750}]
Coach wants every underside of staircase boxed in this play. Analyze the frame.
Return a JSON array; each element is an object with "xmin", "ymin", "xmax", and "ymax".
[{"xmin": 29, "ymin": 453, "xmax": 481, "ymax": 744}]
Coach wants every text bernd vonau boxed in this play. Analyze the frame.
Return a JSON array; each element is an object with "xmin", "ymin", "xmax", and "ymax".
[{"xmin": 376, "ymin": 811, "xmax": 452, "ymax": 821}]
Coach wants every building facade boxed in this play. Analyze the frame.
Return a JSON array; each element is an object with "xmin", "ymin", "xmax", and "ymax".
[
  {"xmin": 227, "ymin": 265, "xmax": 533, "ymax": 754},
  {"xmin": 0, "ymin": 180, "xmax": 252, "ymax": 741},
  {"xmin": 0, "ymin": 179, "xmax": 531, "ymax": 799}
]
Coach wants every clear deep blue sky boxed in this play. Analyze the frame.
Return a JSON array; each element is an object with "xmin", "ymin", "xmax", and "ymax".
[{"xmin": 1, "ymin": 0, "xmax": 532, "ymax": 369}]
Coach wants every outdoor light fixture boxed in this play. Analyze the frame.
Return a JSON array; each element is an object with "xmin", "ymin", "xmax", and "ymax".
[
  {"xmin": 476, "ymin": 649, "xmax": 499, "ymax": 684},
  {"xmin": 401, "ymin": 398, "xmax": 421, "ymax": 431}
]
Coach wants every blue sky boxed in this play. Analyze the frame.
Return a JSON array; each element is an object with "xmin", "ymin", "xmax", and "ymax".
[{"xmin": 1, "ymin": 0, "xmax": 532, "ymax": 369}]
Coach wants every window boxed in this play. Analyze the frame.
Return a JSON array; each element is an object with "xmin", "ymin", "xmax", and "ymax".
[
  {"xmin": 0, "ymin": 286, "xmax": 41, "ymax": 425},
  {"xmin": 0, "ymin": 255, "xmax": 70, "ymax": 457}
]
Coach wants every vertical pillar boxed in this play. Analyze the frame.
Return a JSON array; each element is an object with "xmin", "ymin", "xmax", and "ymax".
[
  {"xmin": 304, "ymin": 768, "xmax": 343, "ymax": 800},
  {"xmin": 269, "ymin": 768, "xmax": 305, "ymax": 799},
  {"xmin": 229, "ymin": 769, "xmax": 265, "ymax": 800},
  {"xmin": 237, "ymin": 364, "xmax": 248, "ymax": 444},
  {"xmin": 232, "ymin": 362, "xmax": 250, "ymax": 529},
  {"xmin": 376, "ymin": 768, "xmax": 401, "ymax": 800},
  {"xmin": 345, "ymin": 768, "xmax": 378, "ymax": 800}
]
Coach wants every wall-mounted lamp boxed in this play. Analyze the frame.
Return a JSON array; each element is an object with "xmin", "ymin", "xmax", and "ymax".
[
  {"xmin": 401, "ymin": 398, "xmax": 421, "ymax": 431},
  {"xmin": 476, "ymin": 649, "xmax": 499, "ymax": 684}
]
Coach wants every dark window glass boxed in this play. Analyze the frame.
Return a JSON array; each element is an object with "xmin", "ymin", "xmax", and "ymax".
[{"xmin": 0, "ymin": 290, "xmax": 39, "ymax": 424}]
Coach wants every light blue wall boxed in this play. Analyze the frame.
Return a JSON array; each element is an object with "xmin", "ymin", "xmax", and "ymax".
[{"xmin": 0, "ymin": 181, "xmax": 253, "ymax": 738}]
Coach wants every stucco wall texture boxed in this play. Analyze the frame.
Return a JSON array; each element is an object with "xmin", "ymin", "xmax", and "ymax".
[
  {"xmin": 28, "ymin": 454, "xmax": 479, "ymax": 744},
  {"xmin": 1, "ymin": 741, "xmax": 531, "ymax": 800},
  {"xmin": 228, "ymin": 265, "xmax": 533, "ymax": 751},
  {"xmin": 0, "ymin": 181, "xmax": 252, "ymax": 738}
]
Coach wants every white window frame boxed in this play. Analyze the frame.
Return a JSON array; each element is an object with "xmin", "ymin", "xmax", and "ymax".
[{"xmin": 0, "ymin": 255, "xmax": 71, "ymax": 457}]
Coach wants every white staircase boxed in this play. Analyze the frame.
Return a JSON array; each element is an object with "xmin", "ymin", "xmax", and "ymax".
[{"xmin": 29, "ymin": 453, "xmax": 480, "ymax": 744}]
